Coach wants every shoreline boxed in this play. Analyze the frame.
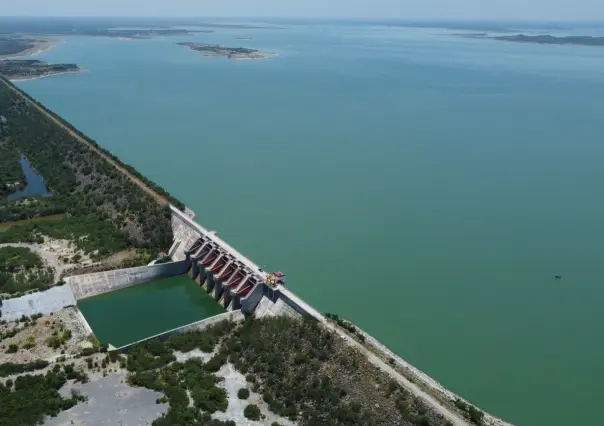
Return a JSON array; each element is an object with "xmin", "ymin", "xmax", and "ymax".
[
  {"xmin": 9, "ymin": 68, "xmax": 85, "ymax": 83},
  {"xmin": 0, "ymin": 36, "xmax": 62, "ymax": 60},
  {"xmin": 230, "ymin": 52, "xmax": 279, "ymax": 60}
]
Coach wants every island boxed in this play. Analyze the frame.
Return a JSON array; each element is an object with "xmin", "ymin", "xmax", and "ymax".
[
  {"xmin": 0, "ymin": 59, "xmax": 81, "ymax": 80},
  {"xmin": 458, "ymin": 32, "xmax": 604, "ymax": 47},
  {"xmin": 493, "ymin": 34, "xmax": 604, "ymax": 46},
  {"xmin": 177, "ymin": 42, "xmax": 275, "ymax": 59}
]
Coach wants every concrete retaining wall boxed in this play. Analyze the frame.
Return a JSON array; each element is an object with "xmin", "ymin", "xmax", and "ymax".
[
  {"xmin": 115, "ymin": 310, "xmax": 244, "ymax": 351},
  {"xmin": 66, "ymin": 260, "xmax": 189, "ymax": 301},
  {"xmin": 0, "ymin": 285, "xmax": 76, "ymax": 321}
]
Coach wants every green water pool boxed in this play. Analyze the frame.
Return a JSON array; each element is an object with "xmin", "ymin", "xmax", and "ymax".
[{"xmin": 77, "ymin": 274, "xmax": 224, "ymax": 347}]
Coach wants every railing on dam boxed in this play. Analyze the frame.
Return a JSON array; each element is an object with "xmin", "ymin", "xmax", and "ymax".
[{"xmin": 113, "ymin": 310, "xmax": 245, "ymax": 351}]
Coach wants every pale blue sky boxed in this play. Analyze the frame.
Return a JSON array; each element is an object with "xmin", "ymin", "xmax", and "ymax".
[{"xmin": 1, "ymin": 0, "xmax": 602, "ymax": 21}]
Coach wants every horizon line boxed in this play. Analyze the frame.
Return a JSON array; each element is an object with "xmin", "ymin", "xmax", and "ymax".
[{"xmin": 1, "ymin": 15, "xmax": 603, "ymax": 23}]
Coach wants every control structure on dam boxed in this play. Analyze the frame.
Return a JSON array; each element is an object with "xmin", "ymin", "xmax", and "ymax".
[
  {"xmin": 169, "ymin": 206, "xmax": 319, "ymax": 317},
  {"xmin": 185, "ymin": 235, "xmax": 285, "ymax": 312}
]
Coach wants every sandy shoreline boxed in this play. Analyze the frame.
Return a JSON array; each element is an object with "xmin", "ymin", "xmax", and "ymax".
[
  {"xmin": 0, "ymin": 36, "xmax": 62, "ymax": 60},
  {"xmin": 9, "ymin": 68, "xmax": 84, "ymax": 82}
]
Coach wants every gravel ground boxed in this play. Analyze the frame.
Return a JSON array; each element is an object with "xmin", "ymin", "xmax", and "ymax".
[
  {"xmin": 213, "ymin": 362, "xmax": 295, "ymax": 426},
  {"xmin": 173, "ymin": 348, "xmax": 215, "ymax": 363},
  {"xmin": 0, "ymin": 307, "xmax": 90, "ymax": 363},
  {"xmin": 44, "ymin": 371, "xmax": 168, "ymax": 426},
  {"xmin": 2, "ymin": 327, "xmax": 297, "ymax": 425},
  {"xmin": 0, "ymin": 237, "xmax": 95, "ymax": 282}
]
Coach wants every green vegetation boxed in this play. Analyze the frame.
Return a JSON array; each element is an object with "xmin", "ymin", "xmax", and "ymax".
[
  {"xmin": 0, "ymin": 246, "xmax": 42, "ymax": 271},
  {"xmin": 454, "ymin": 398, "xmax": 485, "ymax": 425},
  {"xmin": 0, "ymin": 143, "xmax": 24, "ymax": 197},
  {"xmin": 62, "ymin": 363, "xmax": 89, "ymax": 383},
  {"xmin": 0, "ymin": 60, "xmax": 79, "ymax": 80},
  {"xmin": 0, "ymin": 247, "xmax": 54, "ymax": 295},
  {"xmin": 0, "ymin": 78, "xmax": 185, "ymax": 283},
  {"xmin": 46, "ymin": 327, "xmax": 72, "ymax": 349},
  {"xmin": 122, "ymin": 316, "xmax": 450, "ymax": 426},
  {"xmin": 125, "ymin": 327, "xmax": 238, "ymax": 425},
  {"xmin": 0, "ymin": 216, "xmax": 129, "ymax": 259},
  {"xmin": 325, "ymin": 312, "xmax": 366, "ymax": 342},
  {"xmin": 0, "ymin": 364, "xmax": 87, "ymax": 426},
  {"xmin": 0, "ymin": 213, "xmax": 65, "ymax": 232},
  {"xmin": 244, "ymin": 404, "xmax": 261, "ymax": 420},
  {"xmin": 0, "ymin": 36, "xmax": 34, "ymax": 56},
  {"xmin": 237, "ymin": 387, "xmax": 250, "ymax": 399},
  {"xmin": 0, "ymin": 360, "xmax": 49, "ymax": 377},
  {"xmin": 228, "ymin": 316, "xmax": 451, "ymax": 425},
  {"xmin": 3, "ymin": 77, "xmax": 185, "ymax": 211}
]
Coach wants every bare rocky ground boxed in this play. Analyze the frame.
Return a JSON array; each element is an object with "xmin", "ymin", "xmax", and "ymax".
[
  {"xmin": 0, "ymin": 307, "xmax": 90, "ymax": 363},
  {"xmin": 174, "ymin": 349, "xmax": 295, "ymax": 426},
  {"xmin": 214, "ymin": 362, "xmax": 295, "ymax": 426},
  {"xmin": 44, "ymin": 371, "xmax": 168, "ymax": 426},
  {"xmin": 3, "ymin": 342, "xmax": 298, "ymax": 425},
  {"xmin": 0, "ymin": 237, "xmax": 95, "ymax": 283}
]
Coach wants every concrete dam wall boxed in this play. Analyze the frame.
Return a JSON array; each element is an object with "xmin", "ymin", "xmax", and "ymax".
[
  {"xmin": 171, "ymin": 205, "xmax": 325, "ymax": 320},
  {"xmin": 66, "ymin": 260, "xmax": 189, "ymax": 301}
]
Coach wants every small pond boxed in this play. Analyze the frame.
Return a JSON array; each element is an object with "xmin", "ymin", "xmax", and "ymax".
[{"xmin": 7, "ymin": 156, "xmax": 50, "ymax": 200}]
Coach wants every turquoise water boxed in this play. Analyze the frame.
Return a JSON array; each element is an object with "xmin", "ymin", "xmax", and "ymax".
[
  {"xmin": 78, "ymin": 275, "xmax": 224, "ymax": 348},
  {"xmin": 17, "ymin": 23, "xmax": 604, "ymax": 425},
  {"xmin": 7, "ymin": 156, "xmax": 50, "ymax": 200}
]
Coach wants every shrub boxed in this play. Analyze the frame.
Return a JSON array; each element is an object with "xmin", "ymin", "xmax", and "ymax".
[
  {"xmin": 244, "ymin": 404, "xmax": 261, "ymax": 421},
  {"xmin": 237, "ymin": 388, "xmax": 250, "ymax": 400}
]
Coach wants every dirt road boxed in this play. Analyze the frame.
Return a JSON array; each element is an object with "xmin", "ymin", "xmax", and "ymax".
[{"xmin": 323, "ymin": 321, "xmax": 471, "ymax": 426}]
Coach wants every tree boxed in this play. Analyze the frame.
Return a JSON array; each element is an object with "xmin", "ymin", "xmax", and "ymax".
[
  {"xmin": 244, "ymin": 404, "xmax": 261, "ymax": 421},
  {"xmin": 237, "ymin": 388, "xmax": 250, "ymax": 400}
]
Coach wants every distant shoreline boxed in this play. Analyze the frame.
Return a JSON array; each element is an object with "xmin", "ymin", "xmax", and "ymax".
[
  {"xmin": 9, "ymin": 69, "xmax": 84, "ymax": 83},
  {"xmin": 455, "ymin": 32, "xmax": 604, "ymax": 47},
  {"xmin": 0, "ymin": 36, "xmax": 62, "ymax": 60}
]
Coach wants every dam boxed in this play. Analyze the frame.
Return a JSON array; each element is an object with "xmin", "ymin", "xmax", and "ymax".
[
  {"xmin": 36, "ymin": 205, "xmax": 318, "ymax": 349},
  {"xmin": 0, "ymin": 204, "xmax": 509, "ymax": 426}
]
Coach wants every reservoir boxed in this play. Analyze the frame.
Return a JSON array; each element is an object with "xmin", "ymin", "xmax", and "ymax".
[
  {"xmin": 7, "ymin": 156, "xmax": 50, "ymax": 200},
  {"xmin": 77, "ymin": 275, "xmax": 224, "ymax": 348},
  {"xmin": 16, "ymin": 23, "xmax": 604, "ymax": 425}
]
